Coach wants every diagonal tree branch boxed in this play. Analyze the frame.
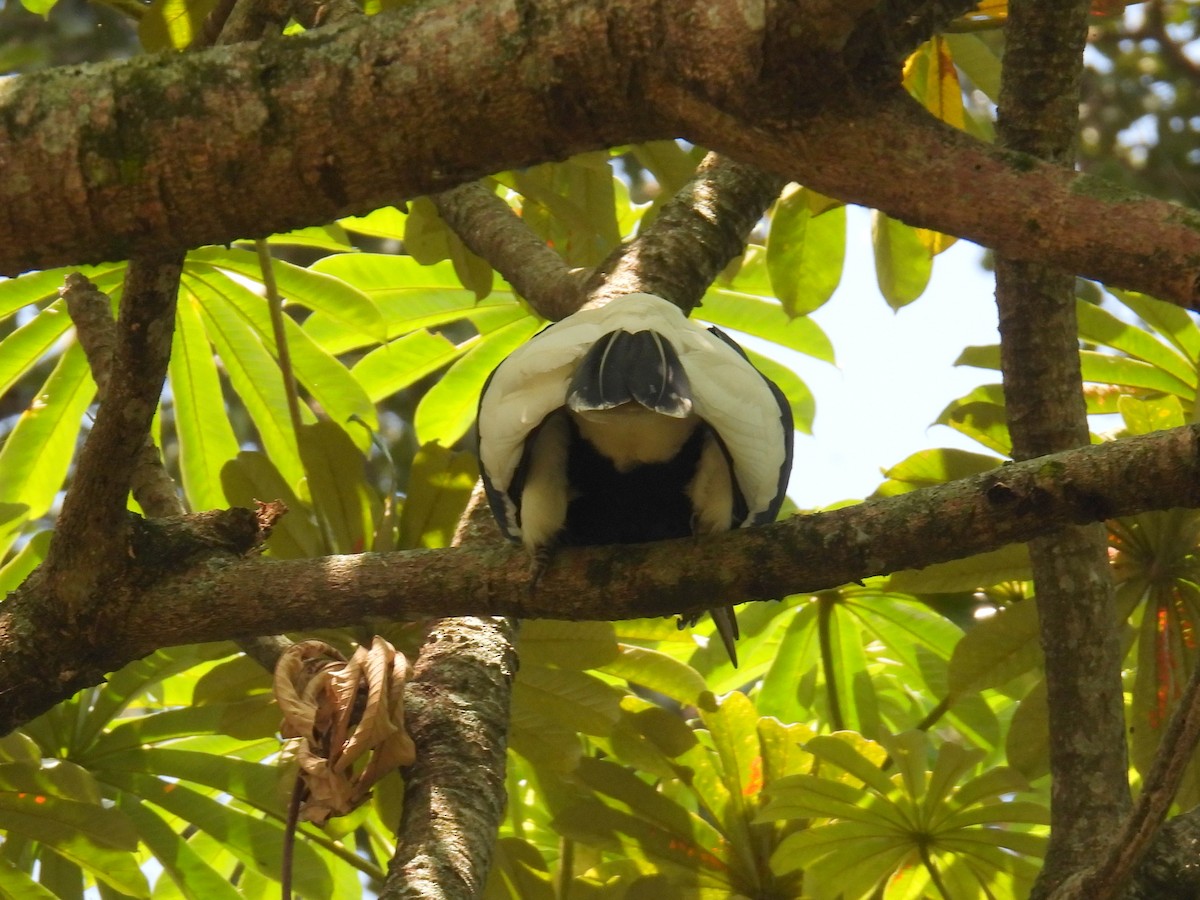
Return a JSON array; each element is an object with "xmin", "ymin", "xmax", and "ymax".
[
  {"xmin": 991, "ymin": 2, "xmax": 1130, "ymax": 896},
  {"xmin": 384, "ymin": 491, "xmax": 517, "ymax": 899},
  {"xmin": 4, "ymin": 421, "xmax": 1200, "ymax": 735},
  {"xmin": 2, "ymin": 0, "xmax": 1200, "ymax": 308},
  {"xmin": 584, "ymin": 152, "xmax": 785, "ymax": 310}
]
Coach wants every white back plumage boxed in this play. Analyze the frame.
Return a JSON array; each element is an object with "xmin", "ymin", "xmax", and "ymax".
[{"xmin": 478, "ymin": 293, "xmax": 790, "ymax": 527}]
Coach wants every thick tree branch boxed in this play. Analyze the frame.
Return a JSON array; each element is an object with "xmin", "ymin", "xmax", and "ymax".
[
  {"xmin": 1067, "ymin": 660, "xmax": 1200, "ymax": 899},
  {"xmin": 585, "ymin": 152, "xmax": 785, "ymax": 309},
  {"xmin": 3, "ymin": 423, "xmax": 1200, "ymax": 734},
  {"xmin": 429, "ymin": 183, "xmax": 587, "ymax": 321},
  {"xmin": 3, "ymin": 0, "xmax": 1200, "ymax": 308},
  {"xmin": 44, "ymin": 256, "xmax": 181, "ymax": 611},
  {"xmin": 63, "ymin": 273, "xmax": 184, "ymax": 518},
  {"xmin": 385, "ymin": 491, "xmax": 516, "ymax": 900},
  {"xmin": 992, "ymin": 2, "xmax": 1130, "ymax": 896}
]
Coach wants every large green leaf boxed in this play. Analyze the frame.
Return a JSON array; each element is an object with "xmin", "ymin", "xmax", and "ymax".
[
  {"xmin": 351, "ymin": 329, "xmax": 464, "ymax": 403},
  {"xmin": 0, "ymin": 299, "xmax": 72, "ymax": 398},
  {"xmin": 414, "ymin": 314, "xmax": 542, "ymax": 446},
  {"xmin": 0, "ymin": 792, "xmax": 147, "ymax": 897},
  {"xmin": 188, "ymin": 265, "xmax": 377, "ymax": 442},
  {"xmin": 0, "ymin": 856, "xmax": 59, "ymax": 900},
  {"xmin": 765, "ymin": 187, "xmax": 846, "ymax": 317},
  {"xmin": 190, "ymin": 247, "xmax": 383, "ymax": 345},
  {"xmin": 297, "ymin": 420, "xmax": 376, "ymax": 554},
  {"xmin": 700, "ymin": 289, "xmax": 835, "ymax": 363},
  {"xmin": 948, "ymin": 601, "xmax": 1042, "ymax": 698},
  {"xmin": 170, "ymin": 290, "xmax": 241, "ymax": 512},
  {"xmin": 1076, "ymin": 299, "xmax": 1195, "ymax": 385},
  {"xmin": 397, "ymin": 443, "xmax": 478, "ymax": 549},
  {"xmin": 1109, "ymin": 289, "xmax": 1200, "ymax": 364},
  {"xmin": 871, "ymin": 212, "xmax": 933, "ymax": 309},
  {"xmin": 0, "ymin": 343, "xmax": 96, "ymax": 557},
  {"xmin": 117, "ymin": 797, "xmax": 243, "ymax": 900},
  {"xmin": 187, "ymin": 275, "xmax": 306, "ymax": 490}
]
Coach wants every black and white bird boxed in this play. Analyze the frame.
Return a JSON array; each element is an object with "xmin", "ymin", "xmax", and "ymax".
[{"xmin": 476, "ymin": 292, "xmax": 793, "ymax": 665}]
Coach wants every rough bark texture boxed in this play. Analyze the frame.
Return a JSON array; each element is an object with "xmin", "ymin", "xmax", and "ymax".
[
  {"xmin": 383, "ymin": 493, "xmax": 517, "ymax": 899},
  {"xmin": 992, "ymin": 2, "xmax": 1131, "ymax": 896},
  {"xmin": 3, "ymin": 422, "xmax": 1200, "ymax": 735},
  {"xmin": 3, "ymin": 1, "xmax": 1200, "ymax": 307},
  {"xmin": 584, "ymin": 154, "xmax": 786, "ymax": 310}
]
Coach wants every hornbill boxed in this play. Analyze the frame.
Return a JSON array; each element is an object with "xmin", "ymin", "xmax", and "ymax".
[{"xmin": 477, "ymin": 292, "xmax": 793, "ymax": 664}]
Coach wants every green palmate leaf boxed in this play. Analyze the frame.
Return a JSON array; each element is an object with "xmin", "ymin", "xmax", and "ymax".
[
  {"xmin": 552, "ymin": 801, "xmax": 732, "ymax": 887},
  {"xmin": 804, "ymin": 734, "xmax": 895, "ymax": 797},
  {"xmin": 138, "ymin": 0, "xmax": 217, "ymax": 49},
  {"xmin": 262, "ymin": 224, "xmax": 354, "ymax": 251},
  {"xmin": 297, "ymin": 420, "xmax": 376, "ymax": 554},
  {"xmin": 93, "ymin": 698, "xmax": 277, "ymax": 755},
  {"xmin": 948, "ymin": 601, "xmax": 1042, "ymax": 698},
  {"xmin": 221, "ymin": 450, "xmax": 323, "ymax": 558},
  {"xmin": 188, "ymin": 265, "xmax": 377, "ymax": 444},
  {"xmin": 511, "ymin": 154, "xmax": 621, "ymax": 267},
  {"xmin": 484, "ymin": 838, "xmax": 556, "ymax": 900},
  {"xmin": 696, "ymin": 692, "xmax": 760, "ymax": 854},
  {"xmin": 937, "ymin": 390, "xmax": 1012, "ymax": 456},
  {"xmin": 0, "ymin": 530, "xmax": 50, "ymax": 598},
  {"xmin": 943, "ymin": 32, "xmax": 1002, "ymax": 100},
  {"xmin": 959, "ymin": 343, "xmax": 1195, "ymax": 399},
  {"xmin": 1080, "ymin": 350, "xmax": 1195, "ymax": 399},
  {"xmin": 756, "ymin": 602, "xmax": 822, "ymax": 724},
  {"xmin": 34, "ymin": 647, "xmax": 225, "ymax": 754},
  {"xmin": 306, "ymin": 254, "xmax": 516, "ymax": 349},
  {"xmin": 104, "ymin": 775, "xmax": 341, "ymax": 899},
  {"xmin": 187, "ymin": 275, "xmax": 306, "ymax": 490},
  {"xmin": 338, "ymin": 206, "xmax": 408, "ymax": 241},
  {"xmin": 518, "ymin": 621, "xmax": 619, "ymax": 669},
  {"xmin": 740, "ymin": 348, "xmax": 815, "ymax": 435},
  {"xmin": 1120, "ymin": 393, "xmax": 1186, "ymax": 435},
  {"xmin": 577, "ymin": 757, "xmax": 716, "ymax": 847},
  {"xmin": 843, "ymin": 590, "xmax": 963, "ymax": 678},
  {"xmin": 871, "ymin": 211, "xmax": 933, "ymax": 309},
  {"xmin": 766, "ymin": 186, "xmax": 846, "ymax": 316},
  {"xmin": 117, "ymin": 797, "xmax": 243, "ymax": 900},
  {"xmin": 1076, "ymin": 299, "xmax": 1196, "ymax": 385},
  {"xmin": 0, "ymin": 793, "xmax": 148, "ymax": 897},
  {"xmin": 600, "ymin": 645, "xmax": 708, "ymax": 705},
  {"xmin": 890, "ymin": 543, "xmax": 1032, "ymax": 593},
  {"xmin": 758, "ymin": 718, "xmax": 815, "ymax": 784},
  {"xmin": 607, "ymin": 698, "xmax": 700, "ymax": 776},
  {"xmin": 875, "ymin": 447, "xmax": 1001, "ymax": 497},
  {"xmin": 819, "ymin": 597, "xmax": 881, "ymax": 735},
  {"xmin": 0, "ymin": 299, "xmax": 72, "ymax": 398},
  {"xmin": 398, "ymin": 443, "xmax": 478, "ymax": 549},
  {"xmin": 1005, "ymin": 680, "xmax": 1050, "ymax": 781},
  {"xmin": 700, "ymin": 288, "xmax": 835, "ymax": 362},
  {"xmin": 759, "ymin": 771, "xmax": 879, "ymax": 823},
  {"xmin": 1111, "ymin": 289, "xmax": 1200, "ymax": 363},
  {"xmin": 98, "ymin": 747, "xmax": 282, "ymax": 811},
  {"xmin": 191, "ymin": 247, "xmax": 383, "ymax": 344},
  {"xmin": 171, "ymin": 292, "xmax": 241, "ymax": 512},
  {"xmin": 0, "ymin": 343, "xmax": 96, "ymax": 558},
  {"xmin": 0, "ymin": 856, "xmax": 58, "ymax": 900},
  {"xmin": 0, "ymin": 269, "xmax": 73, "ymax": 319},
  {"xmin": 414, "ymin": 315, "xmax": 543, "ymax": 446},
  {"xmin": 507, "ymin": 704, "xmax": 581, "ymax": 773},
  {"xmin": 351, "ymin": 329, "xmax": 463, "ymax": 402},
  {"xmin": 512, "ymin": 667, "xmax": 622, "ymax": 739}
]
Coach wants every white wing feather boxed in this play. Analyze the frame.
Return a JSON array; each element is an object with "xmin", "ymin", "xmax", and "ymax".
[{"xmin": 478, "ymin": 293, "xmax": 788, "ymax": 522}]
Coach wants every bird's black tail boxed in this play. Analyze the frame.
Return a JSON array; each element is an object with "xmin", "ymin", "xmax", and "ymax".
[{"xmin": 566, "ymin": 330, "xmax": 693, "ymax": 417}]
